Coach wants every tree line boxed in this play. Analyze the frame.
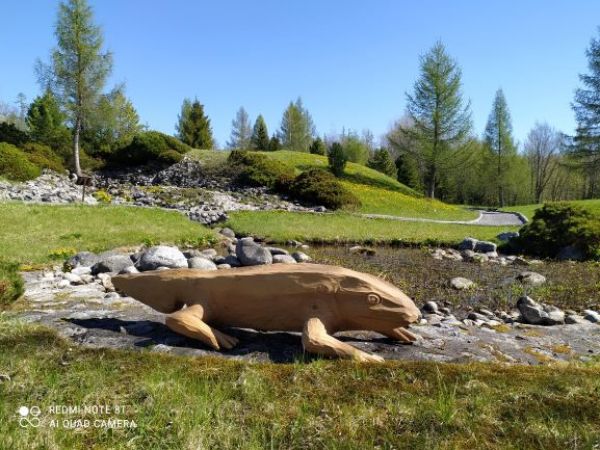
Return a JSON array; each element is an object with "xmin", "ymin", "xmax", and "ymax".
[{"xmin": 1, "ymin": 0, "xmax": 600, "ymax": 206}]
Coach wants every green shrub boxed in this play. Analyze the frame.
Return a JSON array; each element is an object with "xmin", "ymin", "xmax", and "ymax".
[
  {"xmin": 517, "ymin": 203, "xmax": 600, "ymax": 259},
  {"xmin": 0, "ymin": 143, "xmax": 41, "ymax": 181},
  {"xmin": 287, "ymin": 168, "xmax": 360, "ymax": 210},
  {"xmin": 0, "ymin": 261, "xmax": 24, "ymax": 307},
  {"xmin": 309, "ymin": 137, "xmax": 326, "ymax": 155},
  {"xmin": 0, "ymin": 122, "xmax": 28, "ymax": 146},
  {"xmin": 111, "ymin": 131, "xmax": 191, "ymax": 166},
  {"xmin": 328, "ymin": 142, "xmax": 347, "ymax": 177},
  {"xmin": 21, "ymin": 142, "xmax": 65, "ymax": 173},
  {"xmin": 227, "ymin": 150, "xmax": 294, "ymax": 189},
  {"xmin": 93, "ymin": 189, "xmax": 112, "ymax": 203}
]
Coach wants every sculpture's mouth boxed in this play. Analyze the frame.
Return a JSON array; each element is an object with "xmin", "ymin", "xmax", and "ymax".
[{"xmin": 112, "ymin": 274, "xmax": 181, "ymax": 314}]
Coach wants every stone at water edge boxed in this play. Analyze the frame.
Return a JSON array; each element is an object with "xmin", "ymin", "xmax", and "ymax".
[
  {"xmin": 188, "ymin": 257, "xmax": 218, "ymax": 270},
  {"xmin": 265, "ymin": 247, "xmax": 289, "ymax": 256},
  {"xmin": 137, "ymin": 246, "xmax": 188, "ymax": 271},
  {"xmin": 449, "ymin": 277, "xmax": 474, "ymax": 290},
  {"xmin": 516, "ymin": 271, "xmax": 547, "ymax": 286},
  {"xmin": 422, "ymin": 301, "xmax": 439, "ymax": 314},
  {"xmin": 291, "ymin": 251, "xmax": 312, "ymax": 263},
  {"xmin": 236, "ymin": 237, "xmax": 273, "ymax": 266},
  {"xmin": 272, "ymin": 254, "xmax": 297, "ymax": 264}
]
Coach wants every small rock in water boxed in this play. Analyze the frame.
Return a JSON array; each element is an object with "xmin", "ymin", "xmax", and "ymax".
[
  {"xmin": 449, "ymin": 277, "xmax": 474, "ymax": 290},
  {"xmin": 188, "ymin": 257, "xmax": 218, "ymax": 270},
  {"xmin": 236, "ymin": 237, "xmax": 273, "ymax": 266},
  {"xmin": 516, "ymin": 271, "xmax": 547, "ymax": 286},
  {"xmin": 217, "ymin": 264, "xmax": 232, "ymax": 270}
]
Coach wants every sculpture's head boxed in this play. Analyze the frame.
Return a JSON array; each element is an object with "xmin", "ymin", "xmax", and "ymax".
[
  {"xmin": 112, "ymin": 272, "xmax": 184, "ymax": 314},
  {"xmin": 335, "ymin": 271, "xmax": 421, "ymax": 336}
]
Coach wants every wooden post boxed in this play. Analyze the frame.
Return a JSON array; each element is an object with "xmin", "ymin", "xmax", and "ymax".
[{"xmin": 76, "ymin": 175, "xmax": 92, "ymax": 203}]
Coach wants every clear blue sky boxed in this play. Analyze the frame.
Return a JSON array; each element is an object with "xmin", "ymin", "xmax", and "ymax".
[{"xmin": 2, "ymin": 0, "xmax": 600, "ymax": 148}]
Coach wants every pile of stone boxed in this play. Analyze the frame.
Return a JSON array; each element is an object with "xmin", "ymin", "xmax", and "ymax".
[
  {"xmin": 431, "ymin": 236, "xmax": 542, "ymax": 266},
  {"xmin": 0, "ymin": 171, "xmax": 97, "ymax": 204}
]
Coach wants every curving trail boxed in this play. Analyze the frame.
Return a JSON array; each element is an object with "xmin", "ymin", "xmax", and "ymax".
[{"xmin": 360, "ymin": 210, "xmax": 526, "ymax": 227}]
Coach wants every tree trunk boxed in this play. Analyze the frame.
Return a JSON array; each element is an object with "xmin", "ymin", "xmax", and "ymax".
[
  {"xmin": 427, "ymin": 166, "xmax": 436, "ymax": 199},
  {"xmin": 73, "ymin": 115, "xmax": 82, "ymax": 177}
]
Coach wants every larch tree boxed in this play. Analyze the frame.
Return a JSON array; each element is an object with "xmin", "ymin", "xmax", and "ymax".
[
  {"xmin": 176, "ymin": 98, "xmax": 214, "ymax": 149},
  {"xmin": 43, "ymin": 0, "xmax": 113, "ymax": 175},
  {"xmin": 278, "ymin": 97, "xmax": 315, "ymax": 151},
  {"xmin": 391, "ymin": 41, "xmax": 472, "ymax": 199},
  {"xmin": 251, "ymin": 114, "xmax": 270, "ymax": 150},
  {"xmin": 227, "ymin": 106, "xmax": 252, "ymax": 149},
  {"xmin": 484, "ymin": 88, "xmax": 517, "ymax": 207}
]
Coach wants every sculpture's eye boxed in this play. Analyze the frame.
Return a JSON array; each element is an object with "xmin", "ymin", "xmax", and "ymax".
[{"xmin": 367, "ymin": 294, "xmax": 381, "ymax": 305}]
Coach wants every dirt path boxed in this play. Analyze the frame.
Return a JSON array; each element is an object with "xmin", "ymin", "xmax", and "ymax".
[{"xmin": 361, "ymin": 210, "xmax": 526, "ymax": 226}]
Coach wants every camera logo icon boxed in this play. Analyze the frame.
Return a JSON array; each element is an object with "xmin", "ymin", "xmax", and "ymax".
[{"xmin": 18, "ymin": 406, "xmax": 41, "ymax": 428}]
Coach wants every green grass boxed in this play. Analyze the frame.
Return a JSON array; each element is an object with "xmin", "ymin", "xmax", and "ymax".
[
  {"xmin": 504, "ymin": 199, "xmax": 600, "ymax": 220},
  {"xmin": 0, "ymin": 202, "xmax": 216, "ymax": 265},
  {"xmin": 226, "ymin": 211, "xmax": 517, "ymax": 245},
  {"xmin": 0, "ymin": 262, "xmax": 23, "ymax": 307},
  {"xmin": 1, "ymin": 316, "xmax": 599, "ymax": 449},
  {"xmin": 189, "ymin": 149, "xmax": 476, "ymax": 220}
]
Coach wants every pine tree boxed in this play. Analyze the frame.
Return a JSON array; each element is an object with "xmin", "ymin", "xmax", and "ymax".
[
  {"xmin": 393, "ymin": 41, "xmax": 472, "ymax": 199},
  {"xmin": 484, "ymin": 88, "xmax": 517, "ymax": 206},
  {"xmin": 176, "ymin": 98, "xmax": 214, "ymax": 149},
  {"xmin": 278, "ymin": 97, "xmax": 315, "ymax": 151},
  {"xmin": 43, "ymin": 0, "xmax": 113, "ymax": 175},
  {"xmin": 309, "ymin": 137, "xmax": 326, "ymax": 155},
  {"xmin": 251, "ymin": 114, "xmax": 269, "ymax": 150},
  {"xmin": 368, "ymin": 148, "xmax": 397, "ymax": 178},
  {"xmin": 26, "ymin": 89, "xmax": 71, "ymax": 155},
  {"xmin": 227, "ymin": 106, "xmax": 252, "ymax": 149},
  {"xmin": 573, "ymin": 28, "xmax": 600, "ymax": 171}
]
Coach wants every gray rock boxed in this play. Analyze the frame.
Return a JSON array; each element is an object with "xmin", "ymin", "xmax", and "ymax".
[
  {"xmin": 565, "ymin": 314, "xmax": 587, "ymax": 325},
  {"xmin": 557, "ymin": 245, "xmax": 585, "ymax": 261},
  {"xmin": 137, "ymin": 246, "xmax": 188, "ymax": 271},
  {"xmin": 471, "ymin": 253, "xmax": 489, "ymax": 263},
  {"xmin": 67, "ymin": 251, "xmax": 99, "ymax": 268},
  {"xmin": 236, "ymin": 237, "xmax": 273, "ymax": 266},
  {"xmin": 63, "ymin": 272, "xmax": 83, "ymax": 285},
  {"xmin": 291, "ymin": 251, "xmax": 312, "ymax": 263},
  {"xmin": 200, "ymin": 249, "xmax": 218, "ymax": 260},
  {"xmin": 544, "ymin": 306, "xmax": 565, "ymax": 325},
  {"xmin": 460, "ymin": 249, "xmax": 476, "ymax": 260},
  {"xmin": 265, "ymin": 247, "xmax": 289, "ymax": 256},
  {"xmin": 220, "ymin": 227, "xmax": 236, "ymax": 239},
  {"xmin": 516, "ymin": 271, "xmax": 547, "ymax": 286},
  {"xmin": 467, "ymin": 312, "xmax": 488, "ymax": 321},
  {"xmin": 188, "ymin": 257, "xmax": 218, "ymax": 270},
  {"xmin": 516, "ymin": 296, "xmax": 562, "ymax": 325},
  {"xmin": 497, "ymin": 231, "xmax": 519, "ymax": 242},
  {"xmin": 583, "ymin": 310, "xmax": 600, "ymax": 323},
  {"xmin": 183, "ymin": 249, "xmax": 203, "ymax": 259},
  {"xmin": 474, "ymin": 240, "xmax": 497, "ymax": 253},
  {"xmin": 272, "ymin": 254, "xmax": 297, "ymax": 264},
  {"xmin": 71, "ymin": 266, "xmax": 92, "ymax": 276},
  {"xmin": 223, "ymin": 255, "xmax": 242, "ymax": 267},
  {"xmin": 449, "ymin": 277, "xmax": 474, "ymax": 290},
  {"xmin": 458, "ymin": 237, "xmax": 478, "ymax": 251},
  {"xmin": 119, "ymin": 266, "xmax": 139, "ymax": 275},
  {"xmin": 422, "ymin": 301, "xmax": 439, "ymax": 314},
  {"xmin": 97, "ymin": 273, "xmax": 115, "ymax": 291},
  {"xmin": 91, "ymin": 254, "xmax": 133, "ymax": 275},
  {"xmin": 217, "ymin": 264, "xmax": 232, "ymax": 270}
]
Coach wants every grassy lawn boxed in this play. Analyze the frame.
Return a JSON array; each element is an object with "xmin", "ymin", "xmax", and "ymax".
[
  {"xmin": 0, "ymin": 202, "xmax": 216, "ymax": 265},
  {"xmin": 1, "ymin": 316, "xmax": 599, "ymax": 449},
  {"xmin": 226, "ymin": 211, "xmax": 517, "ymax": 245},
  {"xmin": 504, "ymin": 199, "xmax": 600, "ymax": 220}
]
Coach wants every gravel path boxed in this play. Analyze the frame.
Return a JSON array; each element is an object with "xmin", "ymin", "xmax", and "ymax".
[{"xmin": 361, "ymin": 210, "xmax": 526, "ymax": 226}]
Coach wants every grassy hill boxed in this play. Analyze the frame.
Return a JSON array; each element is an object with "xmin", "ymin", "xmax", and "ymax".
[{"xmin": 189, "ymin": 149, "xmax": 477, "ymax": 221}]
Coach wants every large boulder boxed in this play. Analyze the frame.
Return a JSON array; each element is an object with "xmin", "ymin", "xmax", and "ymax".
[
  {"xmin": 137, "ymin": 246, "xmax": 188, "ymax": 271},
  {"xmin": 474, "ymin": 240, "xmax": 497, "ymax": 253},
  {"xmin": 458, "ymin": 237, "xmax": 478, "ymax": 251},
  {"xmin": 91, "ymin": 254, "xmax": 133, "ymax": 275},
  {"xmin": 236, "ymin": 237, "xmax": 272, "ymax": 266},
  {"xmin": 188, "ymin": 257, "xmax": 217, "ymax": 270},
  {"xmin": 517, "ymin": 296, "xmax": 564, "ymax": 325}
]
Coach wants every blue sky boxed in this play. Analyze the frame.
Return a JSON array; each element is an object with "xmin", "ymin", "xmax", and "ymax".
[{"xmin": 2, "ymin": 0, "xmax": 600, "ymax": 148}]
